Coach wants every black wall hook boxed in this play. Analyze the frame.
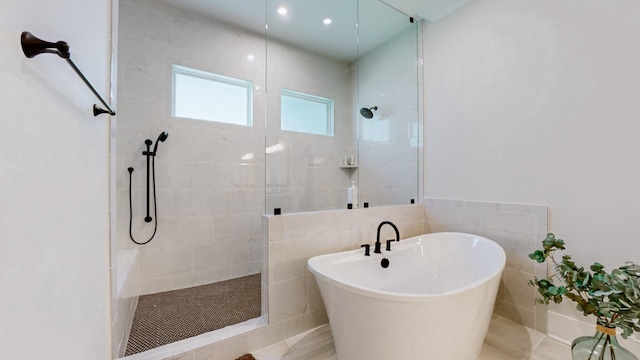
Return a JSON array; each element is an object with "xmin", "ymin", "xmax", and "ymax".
[{"xmin": 20, "ymin": 31, "xmax": 116, "ymax": 117}]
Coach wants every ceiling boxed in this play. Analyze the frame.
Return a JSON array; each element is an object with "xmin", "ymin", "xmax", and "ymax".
[{"xmin": 156, "ymin": 0, "xmax": 413, "ymax": 62}]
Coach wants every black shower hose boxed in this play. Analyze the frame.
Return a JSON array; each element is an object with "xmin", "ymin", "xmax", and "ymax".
[{"xmin": 127, "ymin": 159, "xmax": 158, "ymax": 245}]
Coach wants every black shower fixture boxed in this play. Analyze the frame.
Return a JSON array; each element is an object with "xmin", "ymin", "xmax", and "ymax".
[
  {"xmin": 141, "ymin": 131, "xmax": 169, "ymax": 223},
  {"xmin": 360, "ymin": 106, "xmax": 378, "ymax": 119},
  {"xmin": 153, "ymin": 131, "xmax": 169, "ymax": 154},
  {"xmin": 128, "ymin": 131, "xmax": 169, "ymax": 245}
]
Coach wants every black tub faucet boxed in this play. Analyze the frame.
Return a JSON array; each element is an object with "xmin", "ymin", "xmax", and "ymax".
[{"xmin": 375, "ymin": 221, "xmax": 399, "ymax": 254}]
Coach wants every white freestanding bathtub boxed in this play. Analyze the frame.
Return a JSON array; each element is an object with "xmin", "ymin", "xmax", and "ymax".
[{"xmin": 308, "ymin": 232, "xmax": 506, "ymax": 360}]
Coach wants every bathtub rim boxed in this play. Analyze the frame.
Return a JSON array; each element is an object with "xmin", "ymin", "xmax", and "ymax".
[{"xmin": 308, "ymin": 232, "xmax": 506, "ymax": 303}]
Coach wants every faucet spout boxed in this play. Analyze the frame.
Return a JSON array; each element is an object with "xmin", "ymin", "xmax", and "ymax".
[{"xmin": 375, "ymin": 221, "xmax": 399, "ymax": 253}]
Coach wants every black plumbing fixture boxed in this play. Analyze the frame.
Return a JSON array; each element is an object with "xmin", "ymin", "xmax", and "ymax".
[
  {"xmin": 154, "ymin": 131, "xmax": 169, "ymax": 152},
  {"xmin": 381, "ymin": 258, "xmax": 390, "ymax": 268},
  {"xmin": 359, "ymin": 106, "xmax": 378, "ymax": 119},
  {"xmin": 128, "ymin": 131, "xmax": 169, "ymax": 245},
  {"xmin": 20, "ymin": 31, "xmax": 116, "ymax": 117},
  {"xmin": 361, "ymin": 244, "xmax": 371, "ymax": 256},
  {"xmin": 386, "ymin": 239, "xmax": 394, "ymax": 251},
  {"xmin": 374, "ymin": 221, "xmax": 400, "ymax": 254}
]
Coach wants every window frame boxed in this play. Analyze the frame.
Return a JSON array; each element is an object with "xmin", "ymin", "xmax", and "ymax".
[
  {"xmin": 171, "ymin": 64, "xmax": 253, "ymax": 127},
  {"xmin": 280, "ymin": 89, "xmax": 334, "ymax": 137}
]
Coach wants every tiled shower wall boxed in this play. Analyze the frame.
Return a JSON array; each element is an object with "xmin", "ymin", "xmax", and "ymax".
[
  {"xmin": 117, "ymin": 0, "xmax": 358, "ymax": 297},
  {"xmin": 117, "ymin": 0, "xmax": 266, "ymax": 297},
  {"xmin": 116, "ymin": 0, "xmax": 421, "ymax": 303},
  {"xmin": 424, "ymin": 197, "xmax": 549, "ymax": 332},
  {"xmin": 265, "ymin": 40, "xmax": 355, "ymax": 213}
]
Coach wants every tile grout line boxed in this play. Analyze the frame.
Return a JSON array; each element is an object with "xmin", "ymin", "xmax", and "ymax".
[
  {"xmin": 255, "ymin": 340, "xmax": 294, "ymax": 360},
  {"xmin": 519, "ymin": 334, "xmax": 547, "ymax": 360},
  {"xmin": 485, "ymin": 344, "xmax": 518, "ymax": 360}
]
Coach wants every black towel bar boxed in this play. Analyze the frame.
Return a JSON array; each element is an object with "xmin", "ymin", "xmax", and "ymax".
[{"xmin": 20, "ymin": 31, "xmax": 116, "ymax": 117}]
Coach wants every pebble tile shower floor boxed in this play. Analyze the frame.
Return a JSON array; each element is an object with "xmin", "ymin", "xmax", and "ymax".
[{"xmin": 125, "ymin": 274, "xmax": 261, "ymax": 356}]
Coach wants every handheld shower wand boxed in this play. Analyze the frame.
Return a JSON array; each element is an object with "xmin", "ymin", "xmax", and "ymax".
[{"xmin": 153, "ymin": 131, "xmax": 169, "ymax": 154}]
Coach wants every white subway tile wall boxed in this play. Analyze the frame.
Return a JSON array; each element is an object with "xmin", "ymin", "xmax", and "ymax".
[
  {"xmin": 115, "ymin": 2, "xmax": 269, "ymax": 355},
  {"xmin": 424, "ymin": 197, "xmax": 549, "ymax": 332},
  {"xmin": 117, "ymin": 0, "xmax": 269, "ymax": 297},
  {"xmin": 116, "ymin": 0, "xmax": 368, "ymax": 299},
  {"xmin": 264, "ymin": 38, "xmax": 355, "ymax": 212}
]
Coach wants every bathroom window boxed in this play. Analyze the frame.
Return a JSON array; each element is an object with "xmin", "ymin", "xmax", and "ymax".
[
  {"xmin": 281, "ymin": 89, "xmax": 334, "ymax": 136},
  {"xmin": 172, "ymin": 64, "xmax": 253, "ymax": 126}
]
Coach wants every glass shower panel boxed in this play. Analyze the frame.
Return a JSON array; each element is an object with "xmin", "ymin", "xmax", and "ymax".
[
  {"xmin": 357, "ymin": 1, "xmax": 420, "ymax": 207},
  {"xmin": 265, "ymin": 0, "xmax": 358, "ymax": 214}
]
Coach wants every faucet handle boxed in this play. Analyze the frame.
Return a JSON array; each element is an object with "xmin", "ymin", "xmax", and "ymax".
[
  {"xmin": 361, "ymin": 244, "xmax": 370, "ymax": 256},
  {"xmin": 386, "ymin": 239, "xmax": 394, "ymax": 251}
]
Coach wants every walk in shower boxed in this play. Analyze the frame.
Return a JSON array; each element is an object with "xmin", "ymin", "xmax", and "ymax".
[{"xmin": 111, "ymin": 0, "xmax": 420, "ymax": 357}]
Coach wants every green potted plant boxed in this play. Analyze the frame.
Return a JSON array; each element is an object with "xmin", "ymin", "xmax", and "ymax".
[{"xmin": 529, "ymin": 233, "xmax": 640, "ymax": 360}]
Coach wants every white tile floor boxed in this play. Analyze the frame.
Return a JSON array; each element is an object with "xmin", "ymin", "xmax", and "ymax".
[{"xmin": 252, "ymin": 316, "xmax": 571, "ymax": 360}]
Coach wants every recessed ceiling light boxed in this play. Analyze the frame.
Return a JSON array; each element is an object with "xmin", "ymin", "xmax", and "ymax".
[
  {"xmin": 247, "ymin": 54, "xmax": 255, "ymax": 61},
  {"xmin": 323, "ymin": 18, "xmax": 332, "ymax": 25},
  {"xmin": 277, "ymin": 7, "xmax": 288, "ymax": 15}
]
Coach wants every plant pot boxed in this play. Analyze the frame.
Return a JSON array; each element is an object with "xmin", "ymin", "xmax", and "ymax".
[{"xmin": 571, "ymin": 323, "xmax": 638, "ymax": 360}]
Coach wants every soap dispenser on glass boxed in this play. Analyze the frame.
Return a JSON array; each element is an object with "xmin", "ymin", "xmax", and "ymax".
[{"xmin": 347, "ymin": 181, "xmax": 359, "ymax": 209}]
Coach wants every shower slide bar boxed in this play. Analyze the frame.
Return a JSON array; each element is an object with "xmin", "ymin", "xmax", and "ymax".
[{"xmin": 20, "ymin": 31, "xmax": 116, "ymax": 117}]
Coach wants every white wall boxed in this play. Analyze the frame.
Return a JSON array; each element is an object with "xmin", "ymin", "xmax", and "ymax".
[
  {"xmin": 424, "ymin": 0, "xmax": 640, "ymax": 344},
  {"xmin": 0, "ymin": 0, "xmax": 112, "ymax": 359}
]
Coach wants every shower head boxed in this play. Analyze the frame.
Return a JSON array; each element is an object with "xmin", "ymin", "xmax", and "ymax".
[
  {"xmin": 157, "ymin": 131, "xmax": 169, "ymax": 143},
  {"xmin": 360, "ymin": 106, "xmax": 378, "ymax": 119},
  {"xmin": 153, "ymin": 131, "xmax": 169, "ymax": 153}
]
